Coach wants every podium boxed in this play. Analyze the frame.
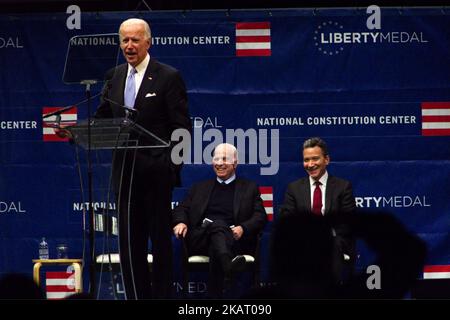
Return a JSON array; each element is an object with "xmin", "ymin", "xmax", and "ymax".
[
  {"xmin": 65, "ymin": 117, "xmax": 169, "ymax": 299},
  {"xmin": 52, "ymin": 33, "xmax": 125, "ymax": 298},
  {"xmin": 67, "ymin": 117, "xmax": 170, "ymax": 150}
]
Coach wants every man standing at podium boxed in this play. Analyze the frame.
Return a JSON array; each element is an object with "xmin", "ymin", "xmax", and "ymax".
[{"xmin": 95, "ymin": 18, "xmax": 191, "ymax": 299}]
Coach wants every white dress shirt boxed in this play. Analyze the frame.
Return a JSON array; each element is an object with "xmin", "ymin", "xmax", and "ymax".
[
  {"xmin": 124, "ymin": 53, "xmax": 150, "ymax": 105},
  {"xmin": 216, "ymin": 174, "xmax": 236, "ymax": 185}
]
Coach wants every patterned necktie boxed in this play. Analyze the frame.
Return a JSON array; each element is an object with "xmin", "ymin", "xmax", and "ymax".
[
  {"xmin": 124, "ymin": 67, "xmax": 137, "ymax": 108},
  {"xmin": 312, "ymin": 181, "xmax": 322, "ymax": 216}
]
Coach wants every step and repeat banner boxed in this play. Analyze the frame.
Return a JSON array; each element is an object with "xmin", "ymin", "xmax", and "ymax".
[{"xmin": 1, "ymin": 8, "xmax": 449, "ymax": 297}]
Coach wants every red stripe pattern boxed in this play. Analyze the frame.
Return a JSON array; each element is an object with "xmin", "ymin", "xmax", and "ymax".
[
  {"xmin": 236, "ymin": 36, "xmax": 271, "ymax": 43},
  {"xmin": 42, "ymin": 107, "xmax": 77, "ymax": 142},
  {"xmin": 421, "ymin": 102, "xmax": 450, "ymax": 136},
  {"xmin": 236, "ymin": 22, "xmax": 271, "ymax": 57},
  {"xmin": 45, "ymin": 271, "xmax": 76, "ymax": 300},
  {"xmin": 236, "ymin": 22, "xmax": 271, "ymax": 29},
  {"xmin": 421, "ymin": 102, "xmax": 450, "ymax": 109},
  {"xmin": 424, "ymin": 265, "xmax": 450, "ymax": 272},
  {"xmin": 259, "ymin": 186, "xmax": 274, "ymax": 221}
]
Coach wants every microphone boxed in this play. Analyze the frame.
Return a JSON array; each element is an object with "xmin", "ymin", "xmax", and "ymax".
[
  {"xmin": 103, "ymin": 96, "xmax": 139, "ymax": 117},
  {"xmin": 43, "ymin": 68, "xmax": 115, "ymax": 120},
  {"xmin": 102, "ymin": 81, "xmax": 139, "ymax": 118},
  {"xmin": 42, "ymin": 105, "xmax": 75, "ymax": 119},
  {"xmin": 42, "ymin": 92, "xmax": 103, "ymax": 119}
]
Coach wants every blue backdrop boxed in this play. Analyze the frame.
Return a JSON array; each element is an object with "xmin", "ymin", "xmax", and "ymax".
[{"xmin": 1, "ymin": 7, "xmax": 449, "ymax": 298}]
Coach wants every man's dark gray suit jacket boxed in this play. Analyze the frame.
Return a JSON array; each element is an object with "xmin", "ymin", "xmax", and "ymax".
[
  {"xmin": 173, "ymin": 178, "xmax": 267, "ymax": 253},
  {"xmin": 280, "ymin": 175, "xmax": 356, "ymax": 261}
]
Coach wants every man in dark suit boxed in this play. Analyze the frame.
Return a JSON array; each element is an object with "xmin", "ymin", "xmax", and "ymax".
[
  {"xmin": 280, "ymin": 137, "xmax": 356, "ymax": 284},
  {"xmin": 95, "ymin": 18, "xmax": 191, "ymax": 299},
  {"xmin": 173, "ymin": 143, "xmax": 267, "ymax": 298}
]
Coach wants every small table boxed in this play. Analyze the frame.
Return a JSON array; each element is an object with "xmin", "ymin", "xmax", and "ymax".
[{"xmin": 32, "ymin": 259, "xmax": 83, "ymax": 293}]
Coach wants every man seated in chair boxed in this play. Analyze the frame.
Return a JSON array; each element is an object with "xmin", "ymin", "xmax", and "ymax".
[
  {"xmin": 279, "ymin": 137, "xmax": 356, "ymax": 285},
  {"xmin": 173, "ymin": 143, "xmax": 267, "ymax": 298}
]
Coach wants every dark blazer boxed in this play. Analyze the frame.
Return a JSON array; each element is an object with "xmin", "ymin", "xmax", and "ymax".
[
  {"xmin": 173, "ymin": 178, "xmax": 268, "ymax": 250},
  {"xmin": 95, "ymin": 58, "xmax": 191, "ymax": 186},
  {"xmin": 280, "ymin": 176, "xmax": 355, "ymax": 217},
  {"xmin": 94, "ymin": 58, "xmax": 190, "ymax": 298},
  {"xmin": 280, "ymin": 175, "xmax": 356, "ymax": 261}
]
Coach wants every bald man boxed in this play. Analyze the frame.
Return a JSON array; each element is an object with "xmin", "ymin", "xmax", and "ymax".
[
  {"xmin": 95, "ymin": 18, "xmax": 191, "ymax": 299},
  {"xmin": 173, "ymin": 143, "xmax": 267, "ymax": 298}
]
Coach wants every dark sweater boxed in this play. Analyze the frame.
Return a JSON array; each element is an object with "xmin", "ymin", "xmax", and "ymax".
[{"xmin": 204, "ymin": 180, "xmax": 236, "ymax": 225}]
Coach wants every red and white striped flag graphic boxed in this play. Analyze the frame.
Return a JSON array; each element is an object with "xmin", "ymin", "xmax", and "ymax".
[
  {"xmin": 423, "ymin": 265, "xmax": 450, "ymax": 279},
  {"xmin": 421, "ymin": 102, "xmax": 450, "ymax": 136},
  {"xmin": 45, "ymin": 271, "xmax": 76, "ymax": 299},
  {"xmin": 259, "ymin": 186, "xmax": 274, "ymax": 221},
  {"xmin": 42, "ymin": 107, "xmax": 77, "ymax": 141},
  {"xmin": 236, "ymin": 22, "xmax": 271, "ymax": 57}
]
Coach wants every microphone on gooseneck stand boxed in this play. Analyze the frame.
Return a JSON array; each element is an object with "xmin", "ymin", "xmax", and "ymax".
[
  {"xmin": 102, "ymin": 81, "xmax": 139, "ymax": 120},
  {"xmin": 103, "ymin": 96, "xmax": 139, "ymax": 120}
]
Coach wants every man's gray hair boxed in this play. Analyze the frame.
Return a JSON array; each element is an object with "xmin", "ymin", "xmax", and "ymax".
[
  {"xmin": 119, "ymin": 18, "xmax": 151, "ymax": 40},
  {"xmin": 213, "ymin": 143, "xmax": 239, "ymax": 163}
]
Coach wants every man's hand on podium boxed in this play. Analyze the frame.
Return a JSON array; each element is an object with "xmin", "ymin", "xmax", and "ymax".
[{"xmin": 54, "ymin": 126, "xmax": 73, "ymax": 139}]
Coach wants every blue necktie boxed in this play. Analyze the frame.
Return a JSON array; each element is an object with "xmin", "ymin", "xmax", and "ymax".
[{"xmin": 124, "ymin": 68, "xmax": 137, "ymax": 108}]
